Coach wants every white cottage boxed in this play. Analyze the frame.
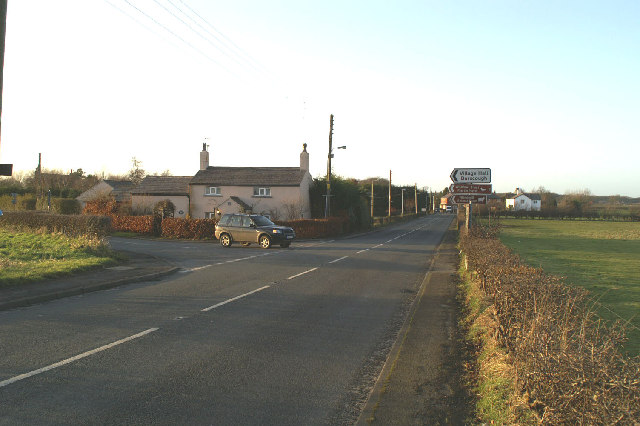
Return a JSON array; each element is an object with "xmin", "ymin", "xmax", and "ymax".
[
  {"xmin": 506, "ymin": 188, "xmax": 542, "ymax": 211},
  {"xmin": 189, "ymin": 144, "xmax": 313, "ymax": 220}
]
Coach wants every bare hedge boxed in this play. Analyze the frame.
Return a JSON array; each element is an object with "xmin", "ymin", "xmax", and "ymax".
[
  {"xmin": 460, "ymin": 225, "xmax": 640, "ymax": 424},
  {"xmin": 0, "ymin": 211, "xmax": 111, "ymax": 238}
]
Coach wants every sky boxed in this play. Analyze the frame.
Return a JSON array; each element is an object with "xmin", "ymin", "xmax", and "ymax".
[{"xmin": 2, "ymin": 0, "xmax": 640, "ymax": 196}]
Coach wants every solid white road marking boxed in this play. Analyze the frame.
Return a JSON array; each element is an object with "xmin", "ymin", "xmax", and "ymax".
[
  {"xmin": 0, "ymin": 328, "xmax": 159, "ymax": 388},
  {"xmin": 328, "ymin": 256, "xmax": 348, "ymax": 264},
  {"xmin": 201, "ymin": 285, "xmax": 271, "ymax": 312},
  {"xmin": 287, "ymin": 267, "xmax": 318, "ymax": 280}
]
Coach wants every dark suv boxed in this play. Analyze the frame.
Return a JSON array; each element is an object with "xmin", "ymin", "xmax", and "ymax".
[{"xmin": 214, "ymin": 214, "xmax": 296, "ymax": 249}]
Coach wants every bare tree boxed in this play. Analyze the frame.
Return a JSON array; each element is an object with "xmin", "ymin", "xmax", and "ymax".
[
  {"xmin": 282, "ymin": 200, "xmax": 303, "ymax": 220},
  {"xmin": 128, "ymin": 157, "xmax": 145, "ymax": 185}
]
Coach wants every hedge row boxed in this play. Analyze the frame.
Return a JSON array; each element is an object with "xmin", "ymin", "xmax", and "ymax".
[
  {"xmin": 276, "ymin": 217, "xmax": 351, "ymax": 239},
  {"xmin": 488, "ymin": 209, "xmax": 640, "ymax": 222},
  {"xmin": 110, "ymin": 215, "xmax": 157, "ymax": 235},
  {"xmin": 459, "ymin": 226, "xmax": 640, "ymax": 424},
  {"xmin": 0, "ymin": 196, "xmax": 81, "ymax": 214},
  {"xmin": 161, "ymin": 217, "xmax": 217, "ymax": 239},
  {"xmin": 0, "ymin": 211, "xmax": 110, "ymax": 238}
]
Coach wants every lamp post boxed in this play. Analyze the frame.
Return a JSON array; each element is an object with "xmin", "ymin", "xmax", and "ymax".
[{"xmin": 325, "ymin": 114, "xmax": 346, "ymax": 218}]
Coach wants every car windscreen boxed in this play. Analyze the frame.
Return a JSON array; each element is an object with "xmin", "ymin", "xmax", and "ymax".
[{"xmin": 252, "ymin": 216, "xmax": 275, "ymax": 226}]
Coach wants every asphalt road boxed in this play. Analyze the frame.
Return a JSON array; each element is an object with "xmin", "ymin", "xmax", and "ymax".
[{"xmin": 0, "ymin": 215, "xmax": 453, "ymax": 425}]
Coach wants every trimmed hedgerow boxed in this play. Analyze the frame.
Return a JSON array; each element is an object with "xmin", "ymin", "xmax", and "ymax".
[
  {"xmin": 110, "ymin": 215, "xmax": 156, "ymax": 235},
  {"xmin": 161, "ymin": 217, "xmax": 217, "ymax": 239},
  {"xmin": 459, "ymin": 225, "xmax": 640, "ymax": 424}
]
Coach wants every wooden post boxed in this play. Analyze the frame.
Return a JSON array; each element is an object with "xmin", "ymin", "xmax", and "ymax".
[{"xmin": 388, "ymin": 170, "xmax": 391, "ymax": 217}]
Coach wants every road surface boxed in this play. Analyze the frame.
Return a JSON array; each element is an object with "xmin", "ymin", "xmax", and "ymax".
[{"xmin": 0, "ymin": 215, "xmax": 453, "ymax": 424}]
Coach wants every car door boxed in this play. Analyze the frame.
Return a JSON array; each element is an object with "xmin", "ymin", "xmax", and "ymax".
[
  {"xmin": 227, "ymin": 214, "xmax": 244, "ymax": 241},
  {"xmin": 237, "ymin": 215, "xmax": 256, "ymax": 242}
]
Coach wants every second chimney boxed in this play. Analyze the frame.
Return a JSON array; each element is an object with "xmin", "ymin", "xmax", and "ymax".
[{"xmin": 200, "ymin": 143, "xmax": 210, "ymax": 170}]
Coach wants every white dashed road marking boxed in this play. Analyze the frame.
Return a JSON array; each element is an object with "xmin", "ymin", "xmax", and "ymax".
[{"xmin": 0, "ymin": 328, "xmax": 159, "ymax": 388}]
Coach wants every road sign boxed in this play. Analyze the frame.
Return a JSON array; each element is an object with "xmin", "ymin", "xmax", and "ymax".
[
  {"xmin": 0, "ymin": 164, "xmax": 12, "ymax": 176},
  {"xmin": 449, "ymin": 183, "xmax": 492, "ymax": 195},
  {"xmin": 450, "ymin": 194, "xmax": 487, "ymax": 204},
  {"xmin": 450, "ymin": 168, "xmax": 491, "ymax": 183}
]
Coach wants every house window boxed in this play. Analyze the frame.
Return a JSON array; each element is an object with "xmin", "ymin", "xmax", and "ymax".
[
  {"xmin": 253, "ymin": 187, "xmax": 271, "ymax": 197},
  {"xmin": 205, "ymin": 187, "xmax": 221, "ymax": 196}
]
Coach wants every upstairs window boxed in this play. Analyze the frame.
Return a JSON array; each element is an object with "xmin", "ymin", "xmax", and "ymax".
[
  {"xmin": 205, "ymin": 186, "xmax": 221, "ymax": 196},
  {"xmin": 253, "ymin": 187, "xmax": 271, "ymax": 197}
]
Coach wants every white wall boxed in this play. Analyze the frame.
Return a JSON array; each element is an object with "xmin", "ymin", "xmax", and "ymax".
[{"xmin": 190, "ymin": 183, "xmax": 311, "ymax": 220}]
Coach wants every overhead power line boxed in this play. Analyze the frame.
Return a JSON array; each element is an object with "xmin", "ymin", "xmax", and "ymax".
[
  {"xmin": 165, "ymin": 0, "xmax": 260, "ymax": 74},
  {"xmin": 175, "ymin": 0, "xmax": 265, "ymax": 73},
  {"xmin": 116, "ymin": 0, "xmax": 233, "ymax": 73}
]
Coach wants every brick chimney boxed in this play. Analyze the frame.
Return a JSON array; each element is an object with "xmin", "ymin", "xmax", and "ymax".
[
  {"xmin": 300, "ymin": 143, "xmax": 309, "ymax": 172},
  {"xmin": 200, "ymin": 143, "xmax": 210, "ymax": 170}
]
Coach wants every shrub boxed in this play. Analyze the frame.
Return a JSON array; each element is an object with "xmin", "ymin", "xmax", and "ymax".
[
  {"xmin": 21, "ymin": 197, "xmax": 36, "ymax": 210},
  {"xmin": 161, "ymin": 217, "xmax": 217, "ymax": 239},
  {"xmin": 52, "ymin": 198, "xmax": 81, "ymax": 215},
  {"xmin": 110, "ymin": 215, "xmax": 156, "ymax": 235},
  {"xmin": 0, "ymin": 211, "xmax": 110, "ymax": 238},
  {"xmin": 153, "ymin": 199, "xmax": 175, "ymax": 219},
  {"xmin": 83, "ymin": 198, "xmax": 119, "ymax": 216}
]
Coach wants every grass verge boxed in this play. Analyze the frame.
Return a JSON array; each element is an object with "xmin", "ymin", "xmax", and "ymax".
[
  {"xmin": 0, "ymin": 228, "xmax": 118, "ymax": 286},
  {"xmin": 458, "ymin": 264, "xmax": 537, "ymax": 424}
]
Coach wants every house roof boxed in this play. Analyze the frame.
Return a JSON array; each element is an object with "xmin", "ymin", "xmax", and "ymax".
[
  {"xmin": 230, "ymin": 196, "xmax": 252, "ymax": 211},
  {"xmin": 506, "ymin": 192, "xmax": 542, "ymax": 201},
  {"xmin": 131, "ymin": 176, "xmax": 192, "ymax": 196},
  {"xmin": 191, "ymin": 167, "xmax": 307, "ymax": 187},
  {"xmin": 76, "ymin": 180, "xmax": 134, "ymax": 203}
]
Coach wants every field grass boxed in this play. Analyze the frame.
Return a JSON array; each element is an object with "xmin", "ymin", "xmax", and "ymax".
[
  {"xmin": 0, "ymin": 229, "xmax": 117, "ymax": 286},
  {"xmin": 496, "ymin": 218, "xmax": 640, "ymax": 354}
]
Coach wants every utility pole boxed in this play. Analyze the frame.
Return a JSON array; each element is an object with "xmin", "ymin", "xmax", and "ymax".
[
  {"xmin": 388, "ymin": 170, "xmax": 391, "ymax": 217},
  {"xmin": 325, "ymin": 114, "xmax": 334, "ymax": 218},
  {"xmin": 370, "ymin": 181, "xmax": 374, "ymax": 219},
  {"xmin": 0, "ymin": 0, "xmax": 12, "ymax": 177},
  {"xmin": 414, "ymin": 183, "xmax": 418, "ymax": 215}
]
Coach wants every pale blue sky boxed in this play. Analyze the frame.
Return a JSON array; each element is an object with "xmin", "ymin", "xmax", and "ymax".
[{"xmin": 2, "ymin": 1, "xmax": 639, "ymax": 196}]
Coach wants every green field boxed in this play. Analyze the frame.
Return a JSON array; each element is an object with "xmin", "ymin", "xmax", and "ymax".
[
  {"xmin": 497, "ymin": 218, "xmax": 640, "ymax": 354},
  {"xmin": 0, "ymin": 229, "xmax": 117, "ymax": 286}
]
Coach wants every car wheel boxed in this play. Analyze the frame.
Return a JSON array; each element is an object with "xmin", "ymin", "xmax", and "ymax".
[
  {"xmin": 259, "ymin": 235, "xmax": 271, "ymax": 249},
  {"xmin": 279, "ymin": 242, "xmax": 290, "ymax": 248},
  {"xmin": 220, "ymin": 233, "xmax": 232, "ymax": 247}
]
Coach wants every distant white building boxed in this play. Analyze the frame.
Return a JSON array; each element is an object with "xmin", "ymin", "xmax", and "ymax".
[{"xmin": 506, "ymin": 188, "xmax": 542, "ymax": 211}]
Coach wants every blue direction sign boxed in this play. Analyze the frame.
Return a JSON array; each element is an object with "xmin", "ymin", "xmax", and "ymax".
[{"xmin": 450, "ymin": 168, "xmax": 491, "ymax": 184}]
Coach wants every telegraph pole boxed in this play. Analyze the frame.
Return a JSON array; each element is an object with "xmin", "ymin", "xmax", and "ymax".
[
  {"xmin": 370, "ymin": 181, "xmax": 374, "ymax": 219},
  {"xmin": 324, "ymin": 114, "xmax": 334, "ymax": 218},
  {"xmin": 414, "ymin": 183, "xmax": 418, "ymax": 214},
  {"xmin": 388, "ymin": 170, "xmax": 391, "ymax": 217},
  {"xmin": 0, "ymin": 0, "xmax": 11, "ymax": 177}
]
